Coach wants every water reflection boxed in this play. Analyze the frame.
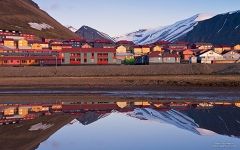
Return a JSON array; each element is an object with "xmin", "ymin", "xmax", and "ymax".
[{"xmin": 0, "ymin": 100, "xmax": 239, "ymax": 150}]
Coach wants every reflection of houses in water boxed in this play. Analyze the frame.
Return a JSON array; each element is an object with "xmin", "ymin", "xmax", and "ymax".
[
  {"xmin": 0, "ymin": 100, "xmax": 239, "ymax": 126},
  {"xmin": 235, "ymin": 102, "xmax": 240, "ymax": 108}
]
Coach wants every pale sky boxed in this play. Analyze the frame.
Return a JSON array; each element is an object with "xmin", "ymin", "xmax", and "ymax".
[{"xmin": 34, "ymin": 0, "xmax": 240, "ymax": 36}]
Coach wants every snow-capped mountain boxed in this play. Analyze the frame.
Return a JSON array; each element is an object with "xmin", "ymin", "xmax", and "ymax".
[
  {"xmin": 115, "ymin": 13, "xmax": 215, "ymax": 45},
  {"xmin": 182, "ymin": 10, "xmax": 240, "ymax": 45},
  {"xmin": 127, "ymin": 108, "xmax": 216, "ymax": 136},
  {"xmin": 66, "ymin": 25, "xmax": 78, "ymax": 32},
  {"xmin": 75, "ymin": 25, "xmax": 115, "ymax": 42}
]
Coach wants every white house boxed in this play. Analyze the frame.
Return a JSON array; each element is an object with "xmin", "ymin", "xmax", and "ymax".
[
  {"xmin": 222, "ymin": 50, "xmax": 240, "ymax": 60},
  {"xmin": 198, "ymin": 50, "xmax": 224, "ymax": 64}
]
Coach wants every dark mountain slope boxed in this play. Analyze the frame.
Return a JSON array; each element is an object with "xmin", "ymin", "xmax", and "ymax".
[
  {"xmin": 181, "ymin": 11, "xmax": 240, "ymax": 45},
  {"xmin": 0, "ymin": 0, "xmax": 77, "ymax": 39},
  {"xmin": 76, "ymin": 25, "xmax": 115, "ymax": 42}
]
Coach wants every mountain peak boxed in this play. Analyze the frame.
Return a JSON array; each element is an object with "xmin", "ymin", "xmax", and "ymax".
[
  {"xmin": 194, "ymin": 13, "xmax": 216, "ymax": 21},
  {"xmin": 76, "ymin": 25, "xmax": 115, "ymax": 42}
]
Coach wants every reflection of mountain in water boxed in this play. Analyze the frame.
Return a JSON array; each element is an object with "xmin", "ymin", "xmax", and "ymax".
[
  {"xmin": 183, "ymin": 106, "xmax": 240, "ymax": 138},
  {"xmin": 76, "ymin": 111, "xmax": 110, "ymax": 125},
  {"xmin": 126, "ymin": 106, "xmax": 240, "ymax": 138},
  {"xmin": 127, "ymin": 108, "xmax": 205, "ymax": 135}
]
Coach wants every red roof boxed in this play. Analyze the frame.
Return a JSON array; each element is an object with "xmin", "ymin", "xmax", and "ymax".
[
  {"xmin": 116, "ymin": 40, "xmax": 134, "ymax": 45},
  {"xmin": 141, "ymin": 45, "xmax": 150, "ymax": 48},
  {"xmin": 0, "ymin": 56, "xmax": 59, "ymax": 60},
  {"xmin": 162, "ymin": 53, "xmax": 180, "ymax": 58},
  {"xmin": 3, "ymin": 38, "xmax": 14, "ymax": 41},
  {"xmin": 148, "ymin": 51, "xmax": 162, "ymax": 57},
  {"xmin": 133, "ymin": 45, "xmax": 142, "ymax": 48},
  {"xmin": 62, "ymin": 48, "xmax": 116, "ymax": 53},
  {"xmin": 94, "ymin": 39, "xmax": 113, "ymax": 44}
]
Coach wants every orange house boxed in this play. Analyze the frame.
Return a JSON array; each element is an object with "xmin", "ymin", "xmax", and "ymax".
[{"xmin": 182, "ymin": 49, "xmax": 194, "ymax": 61}]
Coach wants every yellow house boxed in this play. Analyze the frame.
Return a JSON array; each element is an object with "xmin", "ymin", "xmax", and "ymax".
[
  {"xmin": 32, "ymin": 43, "xmax": 42, "ymax": 50},
  {"xmin": 116, "ymin": 45, "xmax": 127, "ymax": 53},
  {"xmin": 18, "ymin": 39, "xmax": 28, "ymax": 47},
  {"xmin": 214, "ymin": 47, "xmax": 224, "ymax": 54},
  {"xmin": 133, "ymin": 46, "xmax": 142, "ymax": 55},
  {"xmin": 18, "ymin": 107, "xmax": 29, "ymax": 116},
  {"xmin": 142, "ymin": 46, "xmax": 150, "ymax": 54},
  {"xmin": 134, "ymin": 101, "xmax": 151, "ymax": 106},
  {"xmin": 234, "ymin": 44, "xmax": 240, "ymax": 50},
  {"xmin": 151, "ymin": 45, "xmax": 163, "ymax": 52},
  {"xmin": 40, "ymin": 43, "xmax": 49, "ymax": 49},
  {"xmin": 51, "ymin": 44, "xmax": 62, "ymax": 50},
  {"xmin": 4, "ymin": 39, "xmax": 15, "ymax": 48},
  {"xmin": 116, "ymin": 102, "xmax": 128, "ymax": 108}
]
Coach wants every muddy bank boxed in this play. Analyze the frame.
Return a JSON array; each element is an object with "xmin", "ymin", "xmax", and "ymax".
[
  {"xmin": 0, "ymin": 75, "xmax": 239, "ymax": 91},
  {"xmin": 0, "ymin": 64, "xmax": 239, "ymax": 77}
]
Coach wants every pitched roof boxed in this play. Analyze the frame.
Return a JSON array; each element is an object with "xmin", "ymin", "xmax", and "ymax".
[{"xmin": 148, "ymin": 51, "xmax": 162, "ymax": 57}]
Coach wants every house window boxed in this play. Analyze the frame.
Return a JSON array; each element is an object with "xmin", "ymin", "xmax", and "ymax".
[{"xmin": 84, "ymin": 59, "xmax": 87, "ymax": 63}]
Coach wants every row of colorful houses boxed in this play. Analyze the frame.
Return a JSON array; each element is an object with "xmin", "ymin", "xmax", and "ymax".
[{"xmin": 0, "ymin": 29, "xmax": 240, "ymax": 66}]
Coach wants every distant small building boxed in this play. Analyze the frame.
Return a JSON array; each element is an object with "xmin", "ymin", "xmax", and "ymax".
[
  {"xmin": 234, "ymin": 44, "xmax": 240, "ymax": 50},
  {"xmin": 51, "ymin": 44, "xmax": 63, "ymax": 50},
  {"xmin": 151, "ymin": 45, "xmax": 163, "ymax": 52},
  {"xmin": 168, "ymin": 43, "xmax": 188, "ymax": 50},
  {"xmin": 193, "ymin": 43, "xmax": 213, "ymax": 50},
  {"xmin": 162, "ymin": 53, "xmax": 180, "ymax": 63},
  {"xmin": 214, "ymin": 45, "xmax": 232, "ymax": 54}
]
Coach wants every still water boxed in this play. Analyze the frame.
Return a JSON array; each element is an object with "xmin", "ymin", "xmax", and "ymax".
[{"xmin": 0, "ymin": 92, "xmax": 239, "ymax": 150}]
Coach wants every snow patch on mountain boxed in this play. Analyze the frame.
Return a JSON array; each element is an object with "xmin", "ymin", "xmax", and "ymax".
[
  {"xmin": 28, "ymin": 22, "xmax": 54, "ymax": 31},
  {"xmin": 66, "ymin": 25, "xmax": 78, "ymax": 32},
  {"xmin": 127, "ymin": 108, "xmax": 216, "ymax": 136},
  {"xmin": 115, "ymin": 13, "xmax": 215, "ymax": 45}
]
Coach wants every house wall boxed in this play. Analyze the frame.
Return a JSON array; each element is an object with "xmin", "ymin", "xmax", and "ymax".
[
  {"xmin": 116, "ymin": 45, "xmax": 127, "ymax": 53},
  {"xmin": 4, "ymin": 40, "xmax": 15, "ymax": 47},
  {"xmin": 134, "ymin": 48, "xmax": 142, "ymax": 55},
  {"xmin": 223, "ymin": 52, "xmax": 240, "ymax": 60},
  {"xmin": 142, "ymin": 48, "xmax": 150, "ymax": 54},
  {"xmin": 149, "ymin": 57, "xmax": 163, "ymax": 64},
  {"xmin": 52, "ymin": 46, "xmax": 62, "ymax": 50},
  {"xmin": 152, "ymin": 46, "xmax": 162, "ymax": 52},
  {"xmin": 163, "ymin": 57, "xmax": 180, "ymax": 63},
  {"xmin": 199, "ymin": 51, "xmax": 224, "ymax": 64},
  {"xmin": 214, "ymin": 48, "xmax": 224, "ymax": 54},
  {"xmin": 32, "ymin": 44, "xmax": 42, "ymax": 50},
  {"xmin": 63, "ymin": 52, "xmax": 117, "ymax": 65},
  {"xmin": 234, "ymin": 45, "xmax": 240, "ymax": 50}
]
